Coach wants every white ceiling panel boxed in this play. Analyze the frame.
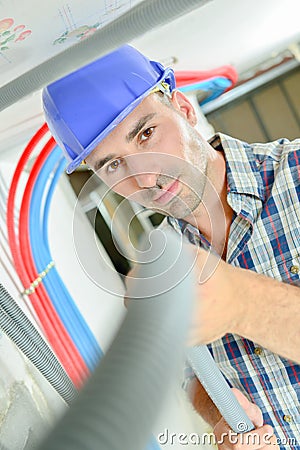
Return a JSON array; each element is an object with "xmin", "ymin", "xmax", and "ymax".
[{"xmin": 0, "ymin": 0, "xmax": 143, "ymax": 87}]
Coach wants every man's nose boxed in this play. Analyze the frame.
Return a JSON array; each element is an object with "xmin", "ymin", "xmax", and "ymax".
[
  {"xmin": 133, "ymin": 172, "xmax": 158, "ymax": 188},
  {"xmin": 127, "ymin": 157, "xmax": 158, "ymax": 188}
]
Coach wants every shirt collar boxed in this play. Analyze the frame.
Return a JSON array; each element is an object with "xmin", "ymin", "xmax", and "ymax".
[
  {"xmin": 209, "ymin": 133, "xmax": 265, "ymax": 201},
  {"xmin": 167, "ymin": 133, "xmax": 266, "ymax": 249}
]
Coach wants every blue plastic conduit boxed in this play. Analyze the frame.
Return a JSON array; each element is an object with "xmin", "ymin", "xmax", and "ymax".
[
  {"xmin": 29, "ymin": 146, "xmax": 101, "ymax": 368},
  {"xmin": 29, "ymin": 146, "xmax": 101, "ymax": 370},
  {"xmin": 178, "ymin": 77, "xmax": 232, "ymax": 105},
  {"xmin": 29, "ymin": 148, "xmax": 92, "ymax": 365},
  {"xmin": 40, "ymin": 148, "xmax": 101, "ymax": 367}
]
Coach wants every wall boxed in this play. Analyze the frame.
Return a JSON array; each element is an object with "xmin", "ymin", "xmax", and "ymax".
[{"xmin": 207, "ymin": 65, "xmax": 300, "ymax": 143}]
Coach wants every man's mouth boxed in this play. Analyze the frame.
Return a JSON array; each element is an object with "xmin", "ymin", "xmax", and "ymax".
[{"xmin": 152, "ymin": 179, "xmax": 180, "ymax": 206}]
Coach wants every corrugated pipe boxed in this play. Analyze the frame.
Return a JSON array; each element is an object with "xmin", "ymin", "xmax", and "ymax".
[
  {"xmin": 38, "ymin": 230, "xmax": 194, "ymax": 450},
  {"xmin": 186, "ymin": 346, "xmax": 254, "ymax": 433},
  {"xmin": 0, "ymin": 0, "xmax": 211, "ymax": 111},
  {"xmin": 38, "ymin": 228, "xmax": 255, "ymax": 448},
  {"xmin": 0, "ymin": 283, "xmax": 77, "ymax": 405}
]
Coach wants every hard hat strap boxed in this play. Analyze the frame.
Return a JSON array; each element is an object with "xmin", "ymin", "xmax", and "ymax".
[{"xmin": 151, "ymin": 81, "xmax": 172, "ymax": 97}]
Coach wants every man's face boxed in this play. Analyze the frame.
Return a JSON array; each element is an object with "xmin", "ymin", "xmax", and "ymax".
[{"xmin": 85, "ymin": 91, "xmax": 212, "ymax": 220}]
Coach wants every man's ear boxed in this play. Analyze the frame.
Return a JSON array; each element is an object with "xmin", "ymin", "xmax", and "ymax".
[{"xmin": 170, "ymin": 90, "xmax": 197, "ymax": 126}]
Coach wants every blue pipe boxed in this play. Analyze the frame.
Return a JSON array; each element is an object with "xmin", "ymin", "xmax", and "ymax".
[
  {"xmin": 32, "ymin": 147, "xmax": 101, "ymax": 367},
  {"xmin": 29, "ymin": 146, "xmax": 101, "ymax": 369},
  {"xmin": 43, "ymin": 153, "xmax": 102, "ymax": 366},
  {"xmin": 178, "ymin": 76, "xmax": 232, "ymax": 105},
  {"xmin": 29, "ymin": 149, "xmax": 91, "ymax": 362}
]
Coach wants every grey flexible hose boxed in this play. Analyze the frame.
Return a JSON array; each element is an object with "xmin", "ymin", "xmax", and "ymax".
[
  {"xmin": 39, "ymin": 229, "xmax": 194, "ymax": 450},
  {"xmin": 0, "ymin": 0, "xmax": 210, "ymax": 111},
  {"xmin": 0, "ymin": 283, "xmax": 77, "ymax": 405},
  {"xmin": 186, "ymin": 345, "xmax": 255, "ymax": 433}
]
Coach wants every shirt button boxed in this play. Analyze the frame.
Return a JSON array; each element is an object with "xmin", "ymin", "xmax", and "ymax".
[
  {"xmin": 254, "ymin": 347, "xmax": 263, "ymax": 356},
  {"xmin": 290, "ymin": 265, "xmax": 299, "ymax": 274},
  {"xmin": 283, "ymin": 415, "xmax": 292, "ymax": 423}
]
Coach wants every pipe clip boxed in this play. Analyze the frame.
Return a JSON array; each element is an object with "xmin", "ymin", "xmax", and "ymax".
[{"xmin": 22, "ymin": 261, "xmax": 55, "ymax": 296}]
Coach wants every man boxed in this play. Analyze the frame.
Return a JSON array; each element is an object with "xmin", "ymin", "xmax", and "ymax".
[{"xmin": 43, "ymin": 44, "xmax": 300, "ymax": 449}]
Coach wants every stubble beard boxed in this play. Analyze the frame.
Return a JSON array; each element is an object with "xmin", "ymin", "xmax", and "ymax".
[
  {"xmin": 150, "ymin": 123, "xmax": 209, "ymax": 220},
  {"xmin": 166, "ymin": 120, "xmax": 208, "ymax": 219}
]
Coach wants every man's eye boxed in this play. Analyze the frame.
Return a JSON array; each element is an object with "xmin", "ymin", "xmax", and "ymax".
[
  {"xmin": 107, "ymin": 158, "xmax": 122, "ymax": 173},
  {"xmin": 140, "ymin": 127, "xmax": 154, "ymax": 142}
]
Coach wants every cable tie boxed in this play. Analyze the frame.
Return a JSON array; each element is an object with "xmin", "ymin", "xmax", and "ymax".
[{"xmin": 22, "ymin": 261, "xmax": 55, "ymax": 296}]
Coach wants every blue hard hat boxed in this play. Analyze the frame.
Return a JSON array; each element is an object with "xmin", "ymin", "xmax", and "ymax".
[{"xmin": 42, "ymin": 45, "xmax": 176, "ymax": 174}]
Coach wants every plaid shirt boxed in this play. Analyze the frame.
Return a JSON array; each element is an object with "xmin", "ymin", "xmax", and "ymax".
[{"xmin": 167, "ymin": 133, "xmax": 300, "ymax": 448}]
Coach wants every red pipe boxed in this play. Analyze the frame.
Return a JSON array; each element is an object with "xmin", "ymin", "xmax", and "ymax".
[
  {"xmin": 20, "ymin": 137, "xmax": 89, "ymax": 382},
  {"xmin": 175, "ymin": 65, "xmax": 238, "ymax": 89},
  {"xmin": 7, "ymin": 124, "xmax": 48, "ymax": 281},
  {"xmin": 7, "ymin": 124, "xmax": 88, "ymax": 387}
]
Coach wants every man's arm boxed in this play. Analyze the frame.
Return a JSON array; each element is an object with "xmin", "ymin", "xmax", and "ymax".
[
  {"xmin": 189, "ymin": 248, "xmax": 300, "ymax": 364},
  {"xmin": 187, "ymin": 377, "xmax": 222, "ymax": 428},
  {"xmin": 234, "ymin": 267, "xmax": 300, "ymax": 363}
]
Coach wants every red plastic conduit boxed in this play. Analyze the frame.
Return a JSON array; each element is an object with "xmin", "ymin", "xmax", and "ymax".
[
  {"xmin": 20, "ymin": 137, "xmax": 89, "ymax": 382},
  {"xmin": 7, "ymin": 124, "xmax": 88, "ymax": 387}
]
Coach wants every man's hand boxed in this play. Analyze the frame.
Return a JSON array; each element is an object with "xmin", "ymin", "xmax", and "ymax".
[{"xmin": 213, "ymin": 388, "xmax": 279, "ymax": 449}]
